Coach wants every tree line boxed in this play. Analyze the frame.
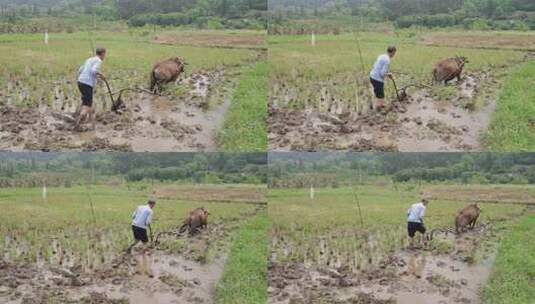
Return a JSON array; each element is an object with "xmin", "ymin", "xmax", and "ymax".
[
  {"xmin": 0, "ymin": 0, "xmax": 267, "ymax": 32},
  {"xmin": 269, "ymin": 0, "xmax": 535, "ymax": 31},
  {"xmin": 268, "ymin": 153, "xmax": 535, "ymax": 188},
  {"xmin": 0, "ymin": 153, "xmax": 267, "ymax": 188}
]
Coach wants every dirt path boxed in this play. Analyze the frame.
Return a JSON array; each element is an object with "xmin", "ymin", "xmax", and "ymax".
[
  {"xmin": 269, "ymin": 72, "xmax": 497, "ymax": 152},
  {"xmin": 0, "ymin": 70, "xmax": 232, "ymax": 152},
  {"xmin": 269, "ymin": 225, "xmax": 496, "ymax": 304}
]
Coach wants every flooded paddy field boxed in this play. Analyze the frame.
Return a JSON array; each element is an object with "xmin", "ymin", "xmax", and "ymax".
[
  {"xmin": 0, "ymin": 184, "xmax": 267, "ymax": 303},
  {"xmin": 268, "ymin": 184, "xmax": 534, "ymax": 303},
  {"xmin": 268, "ymin": 31, "xmax": 535, "ymax": 152},
  {"xmin": 0, "ymin": 30, "xmax": 267, "ymax": 152}
]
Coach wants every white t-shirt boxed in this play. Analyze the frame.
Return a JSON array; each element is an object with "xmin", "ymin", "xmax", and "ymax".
[
  {"xmin": 407, "ymin": 202, "xmax": 426, "ymax": 223},
  {"xmin": 132, "ymin": 205, "xmax": 153, "ymax": 229},
  {"xmin": 370, "ymin": 54, "xmax": 391, "ymax": 83},
  {"xmin": 78, "ymin": 56, "xmax": 102, "ymax": 87}
]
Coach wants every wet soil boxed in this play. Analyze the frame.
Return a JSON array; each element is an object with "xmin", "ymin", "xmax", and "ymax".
[
  {"xmin": 0, "ymin": 70, "xmax": 233, "ymax": 152},
  {"xmin": 269, "ymin": 224, "xmax": 496, "ymax": 304},
  {"xmin": 0, "ymin": 231, "xmax": 220, "ymax": 304},
  {"xmin": 269, "ymin": 73, "xmax": 496, "ymax": 152},
  {"xmin": 0, "ymin": 251, "xmax": 224, "ymax": 304}
]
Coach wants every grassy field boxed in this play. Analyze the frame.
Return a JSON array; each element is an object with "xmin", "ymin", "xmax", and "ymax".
[
  {"xmin": 486, "ymin": 60, "xmax": 535, "ymax": 151},
  {"xmin": 483, "ymin": 214, "xmax": 535, "ymax": 304},
  {"xmin": 216, "ymin": 213, "xmax": 268, "ymax": 304},
  {"xmin": 219, "ymin": 62, "xmax": 268, "ymax": 152},
  {"xmin": 0, "ymin": 184, "xmax": 261, "ymax": 271},
  {"xmin": 269, "ymin": 184, "xmax": 529, "ymax": 269}
]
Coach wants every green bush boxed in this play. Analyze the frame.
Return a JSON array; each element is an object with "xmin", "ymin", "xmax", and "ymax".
[
  {"xmin": 465, "ymin": 18, "xmax": 491, "ymax": 30},
  {"xmin": 127, "ymin": 13, "xmax": 191, "ymax": 27},
  {"xmin": 527, "ymin": 16, "xmax": 535, "ymax": 30},
  {"xmin": 396, "ymin": 14, "xmax": 456, "ymax": 28}
]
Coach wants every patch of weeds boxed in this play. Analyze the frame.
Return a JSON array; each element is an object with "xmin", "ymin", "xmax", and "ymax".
[
  {"xmin": 160, "ymin": 239, "xmax": 186, "ymax": 254},
  {"xmin": 385, "ymin": 112, "xmax": 398, "ymax": 124},
  {"xmin": 430, "ymin": 239, "xmax": 454, "ymax": 255},
  {"xmin": 159, "ymin": 274, "xmax": 193, "ymax": 288},
  {"xmin": 431, "ymin": 85, "xmax": 457, "ymax": 101},
  {"xmin": 426, "ymin": 274, "xmax": 454, "ymax": 288}
]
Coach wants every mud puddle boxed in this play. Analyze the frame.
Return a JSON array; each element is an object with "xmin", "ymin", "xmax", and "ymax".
[
  {"xmin": 269, "ymin": 225, "xmax": 495, "ymax": 304},
  {"xmin": 0, "ymin": 251, "xmax": 225, "ymax": 304},
  {"xmin": 269, "ymin": 73, "xmax": 495, "ymax": 152},
  {"xmin": 0, "ymin": 70, "xmax": 231, "ymax": 152},
  {"xmin": 72, "ymin": 252, "xmax": 226, "ymax": 304}
]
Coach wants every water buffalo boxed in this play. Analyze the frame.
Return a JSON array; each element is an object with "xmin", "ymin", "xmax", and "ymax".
[
  {"xmin": 455, "ymin": 203, "xmax": 481, "ymax": 234},
  {"xmin": 433, "ymin": 56, "xmax": 468, "ymax": 84},
  {"xmin": 179, "ymin": 207, "xmax": 210, "ymax": 235},
  {"xmin": 150, "ymin": 57, "xmax": 186, "ymax": 93}
]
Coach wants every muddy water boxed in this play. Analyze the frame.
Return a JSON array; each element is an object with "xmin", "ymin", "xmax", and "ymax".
[
  {"xmin": 394, "ymin": 92, "xmax": 496, "ymax": 152},
  {"xmin": 73, "ymin": 252, "xmax": 226, "ymax": 304},
  {"xmin": 351, "ymin": 251, "xmax": 494, "ymax": 304},
  {"xmin": 0, "ymin": 71, "xmax": 231, "ymax": 152},
  {"xmin": 0, "ymin": 251, "xmax": 226, "ymax": 304},
  {"xmin": 269, "ymin": 226, "xmax": 496, "ymax": 304},
  {"xmin": 269, "ymin": 73, "xmax": 496, "ymax": 152}
]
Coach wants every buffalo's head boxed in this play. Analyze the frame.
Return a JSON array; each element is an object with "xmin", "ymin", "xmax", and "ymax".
[
  {"xmin": 455, "ymin": 56, "xmax": 469, "ymax": 66},
  {"xmin": 171, "ymin": 57, "xmax": 188, "ymax": 66},
  {"xmin": 200, "ymin": 207, "xmax": 210, "ymax": 216}
]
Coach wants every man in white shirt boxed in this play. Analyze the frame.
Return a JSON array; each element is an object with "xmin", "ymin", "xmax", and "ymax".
[
  {"xmin": 75, "ymin": 47, "xmax": 107, "ymax": 130},
  {"xmin": 130, "ymin": 200, "xmax": 156, "ymax": 277},
  {"xmin": 369, "ymin": 46, "xmax": 396, "ymax": 110},
  {"xmin": 132, "ymin": 200, "xmax": 155, "ymax": 242},
  {"xmin": 407, "ymin": 198, "xmax": 429, "ymax": 248}
]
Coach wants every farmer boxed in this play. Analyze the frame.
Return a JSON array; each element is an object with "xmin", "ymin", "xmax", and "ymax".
[
  {"xmin": 75, "ymin": 47, "xmax": 107, "ymax": 130},
  {"xmin": 129, "ymin": 199, "xmax": 156, "ymax": 277},
  {"xmin": 407, "ymin": 198, "xmax": 429, "ymax": 248},
  {"xmin": 369, "ymin": 46, "xmax": 397, "ymax": 110}
]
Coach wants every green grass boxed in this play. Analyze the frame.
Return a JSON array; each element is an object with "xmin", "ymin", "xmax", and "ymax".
[
  {"xmin": 269, "ymin": 184, "xmax": 527, "ymax": 269},
  {"xmin": 218, "ymin": 62, "xmax": 268, "ymax": 152},
  {"xmin": 486, "ymin": 61, "xmax": 535, "ymax": 151},
  {"xmin": 0, "ymin": 185, "xmax": 258, "ymax": 271},
  {"xmin": 483, "ymin": 214, "xmax": 535, "ymax": 304},
  {"xmin": 216, "ymin": 211, "xmax": 268, "ymax": 304}
]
